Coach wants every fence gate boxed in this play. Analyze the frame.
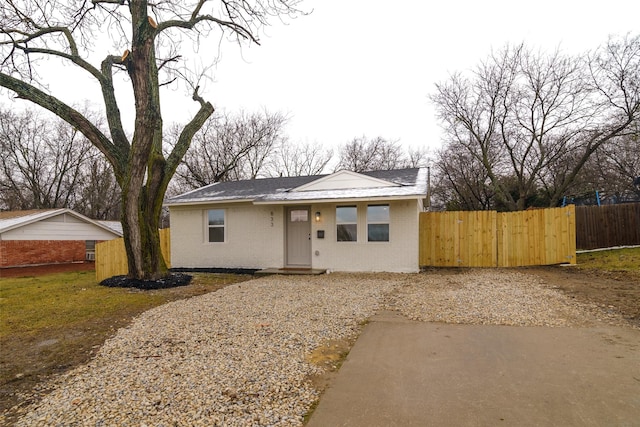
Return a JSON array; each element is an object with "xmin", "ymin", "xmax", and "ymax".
[{"xmin": 419, "ymin": 206, "xmax": 576, "ymax": 268}]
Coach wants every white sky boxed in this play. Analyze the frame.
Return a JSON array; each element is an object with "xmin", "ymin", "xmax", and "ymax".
[
  {"xmin": 3, "ymin": 0, "xmax": 639, "ymax": 156},
  {"xmin": 200, "ymin": 0, "xmax": 640, "ymax": 154}
]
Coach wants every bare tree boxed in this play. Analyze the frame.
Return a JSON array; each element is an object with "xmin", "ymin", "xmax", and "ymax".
[
  {"xmin": 432, "ymin": 141, "xmax": 495, "ymax": 211},
  {"xmin": 569, "ymin": 119, "xmax": 640, "ymax": 203},
  {"xmin": 0, "ymin": 106, "xmax": 123, "ymax": 218},
  {"xmin": 335, "ymin": 136, "xmax": 409, "ymax": 172},
  {"xmin": 406, "ymin": 145, "xmax": 431, "ymax": 168},
  {"xmin": 430, "ymin": 35, "xmax": 640, "ymax": 211},
  {"xmin": 0, "ymin": 1, "xmax": 301, "ymax": 279},
  {"xmin": 0, "ymin": 108, "xmax": 93, "ymax": 210},
  {"xmin": 75, "ymin": 154, "xmax": 122, "ymax": 220},
  {"xmin": 267, "ymin": 141, "xmax": 333, "ymax": 177},
  {"xmin": 170, "ymin": 109, "xmax": 287, "ymax": 192}
]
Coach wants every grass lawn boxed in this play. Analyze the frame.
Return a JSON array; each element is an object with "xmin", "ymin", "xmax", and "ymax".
[
  {"xmin": 0, "ymin": 270, "xmax": 251, "ymax": 421},
  {"xmin": 576, "ymin": 247, "xmax": 640, "ymax": 277}
]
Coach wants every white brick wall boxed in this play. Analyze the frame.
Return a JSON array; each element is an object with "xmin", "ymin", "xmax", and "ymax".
[
  {"xmin": 170, "ymin": 203, "xmax": 284, "ymax": 269},
  {"xmin": 170, "ymin": 199, "xmax": 421, "ymax": 272},
  {"xmin": 310, "ymin": 200, "xmax": 420, "ymax": 273}
]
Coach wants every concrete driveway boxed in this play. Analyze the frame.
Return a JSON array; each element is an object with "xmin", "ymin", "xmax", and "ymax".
[{"xmin": 307, "ymin": 311, "xmax": 640, "ymax": 427}]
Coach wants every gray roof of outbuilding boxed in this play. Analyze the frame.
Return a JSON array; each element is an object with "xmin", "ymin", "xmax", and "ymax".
[{"xmin": 166, "ymin": 168, "xmax": 427, "ymax": 205}]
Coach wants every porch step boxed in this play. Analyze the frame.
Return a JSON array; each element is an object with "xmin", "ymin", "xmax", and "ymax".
[{"xmin": 255, "ymin": 268, "xmax": 327, "ymax": 276}]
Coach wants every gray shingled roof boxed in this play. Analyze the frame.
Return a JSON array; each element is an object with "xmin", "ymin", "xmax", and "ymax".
[{"xmin": 166, "ymin": 168, "xmax": 427, "ymax": 205}]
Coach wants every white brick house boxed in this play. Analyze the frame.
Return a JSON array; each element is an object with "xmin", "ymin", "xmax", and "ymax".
[{"xmin": 165, "ymin": 168, "xmax": 428, "ymax": 273}]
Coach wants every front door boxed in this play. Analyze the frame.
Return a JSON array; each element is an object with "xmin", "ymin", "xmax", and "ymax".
[{"xmin": 286, "ymin": 206, "xmax": 312, "ymax": 267}]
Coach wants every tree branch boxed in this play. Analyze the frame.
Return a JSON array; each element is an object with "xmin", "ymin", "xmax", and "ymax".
[
  {"xmin": 0, "ymin": 72, "xmax": 121, "ymax": 177},
  {"xmin": 164, "ymin": 86, "xmax": 214, "ymax": 185}
]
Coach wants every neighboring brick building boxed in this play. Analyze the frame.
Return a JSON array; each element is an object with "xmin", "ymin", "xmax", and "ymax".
[{"xmin": 0, "ymin": 209, "xmax": 122, "ymax": 268}]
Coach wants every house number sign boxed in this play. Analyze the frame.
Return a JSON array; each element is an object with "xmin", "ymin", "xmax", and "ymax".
[{"xmin": 270, "ymin": 211, "xmax": 274, "ymax": 227}]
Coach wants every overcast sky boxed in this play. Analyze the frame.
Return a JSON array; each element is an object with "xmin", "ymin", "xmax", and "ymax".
[
  {"xmin": 3, "ymin": 0, "xmax": 639, "ymax": 157},
  {"xmin": 201, "ymin": 0, "xmax": 639, "ymax": 155}
]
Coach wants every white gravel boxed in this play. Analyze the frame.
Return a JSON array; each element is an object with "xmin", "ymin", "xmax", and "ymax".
[{"xmin": 12, "ymin": 270, "xmax": 622, "ymax": 426}]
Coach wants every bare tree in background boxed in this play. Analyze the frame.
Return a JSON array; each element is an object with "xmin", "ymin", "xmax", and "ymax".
[
  {"xmin": 430, "ymin": 34, "xmax": 640, "ymax": 211},
  {"xmin": 171, "ymin": 110, "xmax": 287, "ymax": 192},
  {"xmin": 0, "ymin": 108, "xmax": 92, "ymax": 210},
  {"xmin": 336, "ymin": 136, "xmax": 409, "ymax": 172},
  {"xmin": 0, "ymin": 107, "xmax": 122, "ymax": 218},
  {"xmin": 406, "ymin": 146, "xmax": 431, "ymax": 168},
  {"xmin": 0, "ymin": 0, "xmax": 302, "ymax": 279},
  {"xmin": 75, "ymin": 155, "xmax": 122, "ymax": 220},
  {"xmin": 268, "ymin": 141, "xmax": 333, "ymax": 177},
  {"xmin": 432, "ymin": 141, "xmax": 495, "ymax": 211},
  {"xmin": 570, "ymin": 119, "xmax": 640, "ymax": 203}
]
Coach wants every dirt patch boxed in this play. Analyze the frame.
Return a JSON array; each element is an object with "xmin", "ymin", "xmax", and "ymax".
[
  {"xmin": 306, "ymin": 338, "xmax": 355, "ymax": 389},
  {"xmin": 519, "ymin": 266, "xmax": 640, "ymax": 328}
]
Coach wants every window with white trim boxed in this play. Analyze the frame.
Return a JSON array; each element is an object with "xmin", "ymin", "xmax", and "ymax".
[
  {"xmin": 367, "ymin": 204, "xmax": 389, "ymax": 242},
  {"xmin": 336, "ymin": 206, "xmax": 357, "ymax": 242},
  {"xmin": 207, "ymin": 209, "xmax": 225, "ymax": 242}
]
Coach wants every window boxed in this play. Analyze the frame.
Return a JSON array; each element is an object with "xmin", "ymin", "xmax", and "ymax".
[
  {"xmin": 367, "ymin": 205, "xmax": 389, "ymax": 242},
  {"xmin": 336, "ymin": 206, "xmax": 357, "ymax": 241},
  {"xmin": 85, "ymin": 240, "xmax": 96, "ymax": 261},
  {"xmin": 290, "ymin": 210, "xmax": 308, "ymax": 222},
  {"xmin": 207, "ymin": 209, "xmax": 225, "ymax": 242}
]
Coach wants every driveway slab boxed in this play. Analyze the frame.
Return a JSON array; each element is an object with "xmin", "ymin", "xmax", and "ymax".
[{"xmin": 307, "ymin": 311, "xmax": 640, "ymax": 427}]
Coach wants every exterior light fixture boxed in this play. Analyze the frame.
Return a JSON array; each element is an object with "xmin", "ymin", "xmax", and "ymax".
[{"xmin": 315, "ymin": 211, "xmax": 321, "ymax": 222}]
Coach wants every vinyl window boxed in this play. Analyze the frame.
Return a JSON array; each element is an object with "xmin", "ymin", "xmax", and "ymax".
[
  {"xmin": 336, "ymin": 206, "xmax": 357, "ymax": 242},
  {"xmin": 367, "ymin": 204, "xmax": 389, "ymax": 242},
  {"xmin": 207, "ymin": 209, "xmax": 225, "ymax": 242}
]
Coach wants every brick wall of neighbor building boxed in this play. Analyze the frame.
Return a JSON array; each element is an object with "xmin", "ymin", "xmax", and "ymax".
[{"xmin": 0, "ymin": 240, "xmax": 86, "ymax": 268}]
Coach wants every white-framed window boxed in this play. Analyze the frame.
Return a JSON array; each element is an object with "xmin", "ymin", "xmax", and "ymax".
[
  {"xmin": 336, "ymin": 206, "xmax": 357, "ymax": 242},
  {"xmin": 207, "ymin": 209, "xmax": 225, "ymax": 242},
  {"xmin": 367, "ymin": 204, "xmax": 389, "ymax": 242}
]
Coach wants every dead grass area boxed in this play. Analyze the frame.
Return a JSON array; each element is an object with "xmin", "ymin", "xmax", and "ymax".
[
  {"xmin": 306, "ymin": 338, "xmax": 355, "ymax": 386},
  {"xmin": 519, "ymin": 247, "xmax": 640, "ymax": 328},
  {"xmin": 0, "ymin": 270, "xmax": 251, "ymax": 424}
]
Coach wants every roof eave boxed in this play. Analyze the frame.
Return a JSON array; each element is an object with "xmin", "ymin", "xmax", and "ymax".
[
  {"xmin": 252, "ymin": 194, "xmax": 426, "ymax": 205},
  {"xmin": 165, "ymin": 198, "xmax": 256, "ymax": 208}
]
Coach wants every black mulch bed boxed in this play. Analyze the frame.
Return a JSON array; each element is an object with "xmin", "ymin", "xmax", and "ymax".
[{"xmin": 100, "ymin": 273, "xmax": 192, "ymax": 290}]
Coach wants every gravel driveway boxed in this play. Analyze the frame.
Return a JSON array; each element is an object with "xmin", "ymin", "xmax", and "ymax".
[{"xmin": 13, "ymin": 270, "xmax": 629, "ymax": 426}]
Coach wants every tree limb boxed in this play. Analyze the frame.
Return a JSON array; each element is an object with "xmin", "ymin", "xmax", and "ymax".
[{"xmin": 0, "ymin": 72, "xmax": 121, "ymax": 177}]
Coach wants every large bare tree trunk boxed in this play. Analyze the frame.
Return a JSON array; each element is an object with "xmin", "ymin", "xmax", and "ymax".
[{"xmin": 1, "ymin": 0, "xmax": 299, "ymax": 279}]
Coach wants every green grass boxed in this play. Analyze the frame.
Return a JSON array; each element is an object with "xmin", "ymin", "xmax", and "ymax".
[
  {"xmin": 0, "ymin": 271, "xmax": 173, "ymax": 338},
  {"xmin": 0, "ymin": 271, "xmax": 251, "ymax": 339},
  {"xmin": 576, "ymin": 247, "xmax": 640, "ymax": 275}
]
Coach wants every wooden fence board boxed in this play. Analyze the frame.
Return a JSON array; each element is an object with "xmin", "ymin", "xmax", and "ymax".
[
  {"xmin": 575, "ymin": 203, "xmax": 640, "ymax": 250},
  {"xmin": 420, "ymin": 210, "xmax": 497, "ymax": 267},
  {"xmin": 420, "ymin": 206, "xmax": 575, "ymax": 268},
  {"xmin": 96, "ymin": 228, "xmax": 171, "ymax": 282}
]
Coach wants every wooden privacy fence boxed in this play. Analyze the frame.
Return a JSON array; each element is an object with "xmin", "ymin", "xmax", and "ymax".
[
  {"xmin": 95, "ymin": 228, "xmax": 171, "ymax": 282},
  {"xmin": 575, "ymin": 203, "xmax": 640, "ymax": 250},
  {"xmin": 419, "ymin": 206, "xmax": 576, "ymax": 267}
]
